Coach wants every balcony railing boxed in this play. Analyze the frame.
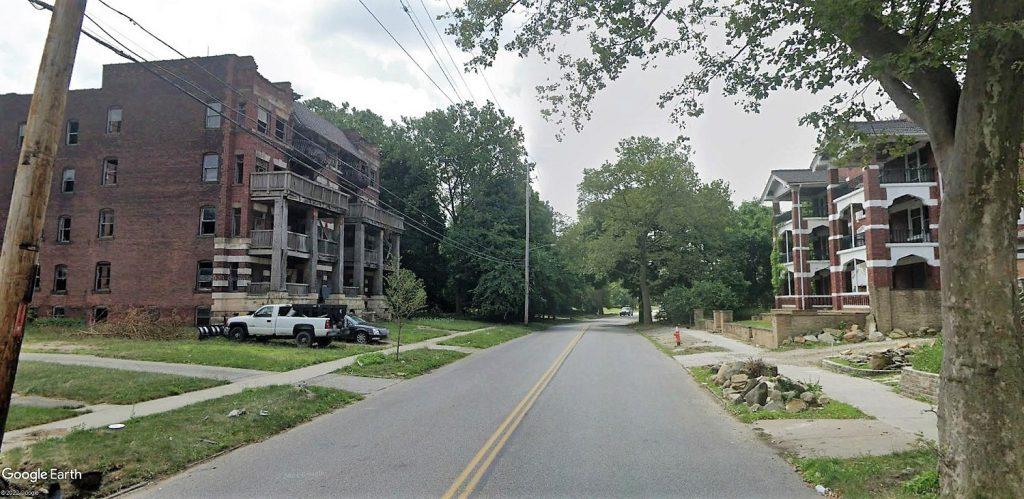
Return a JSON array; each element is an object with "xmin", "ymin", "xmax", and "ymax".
[
  {"xmin": 840, "ymin": 233, "xmax": 866, "ymax": 250},
  {"xmin": 286, "ymin": 283, "xmax": 310, "ymax": 295},
  {"xmin": 348, "ymin": 201, "xmax": 404, "ymax": 231},
  {"xmin": 344, "ymin": 249, "xmax": 380, "ymax": 265},
  {"xmin": 250, "ymin": 170, "xmax": 346, "ymax": 212},
  {"xmin": 287, "ymin": 232, "xmax": 310, "ymax": 253},
  {"xmin": 831, "ymin": 174, "xmax": 864, "ymax": 199},
  {"xmin": 247, "ymin": 282, "xmax": 270, "ymax": 295},
  {"xmin": 779, "ymin": 250, "xmax": 793, "ymax": 263},
  {"xmin": 803, "ymin": 204, "xmax": 828, "ymax": 218},
  {"xmin": 318, "ymin": 239, "xmax": 339, "ymax": 260},
  {"xmin": 810, "ymin": 249, "xmax": 829, "ymax": 261},
  {"xmin": 774, "ymin": 295, "xmax": 832, "ymax": 308},
  {"xmin": 774, "ymin": 211, "xmax": 793, "ymax": 225},
  {"xmin": 839, "ymin": 293, "xmax": 870, "ymax": 307},
  {"xmin": 250, "ymin": 230, "xmax": 272, "ymax": 249},
  {"xmin": 343, "ymin": 286, "xmax": 361, "ymax": 297},
  {"xmin": 880, "ymin": 167, "xmax": 935, "ymax": 184},
  {"xmin": 888, "ymin": 228, "xmax": 933, "ymax": 243}
]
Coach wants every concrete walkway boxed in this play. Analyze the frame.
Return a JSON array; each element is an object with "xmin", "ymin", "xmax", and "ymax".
[
  {"xmin": 669, "ymin": 326, "xmax": 938, "ymax": 442},
  {"xmin": 22, "ymin": 352, "xmax": 269, "ymax": 381},
  {"xmin": 3, "ymin": 327, "xmax": 494, "ymax": 450}
]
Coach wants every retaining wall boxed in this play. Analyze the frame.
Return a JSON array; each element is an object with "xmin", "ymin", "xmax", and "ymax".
[{"xmin": 900, "ymin": 366, "xmax": 939, "ymax": 402}]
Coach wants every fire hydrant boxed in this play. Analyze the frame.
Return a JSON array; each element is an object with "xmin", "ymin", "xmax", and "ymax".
[{"xmin": 673, "ymin": 325, "xmax": 681, "ymax": 347}]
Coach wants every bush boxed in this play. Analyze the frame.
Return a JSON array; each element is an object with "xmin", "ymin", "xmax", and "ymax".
[
  {"xmin": 660, "ymin": 281, "xmax": 739, "ymax": 324},
  {"xmin": 911, "ymin": 338, "xmax": 942, "ymax": 374},
  {"xmin": 77, "ymin": 307, "xmax": 190, "ymax": 340},
  {"xmin": 31, "ymin": 317, "xmax": 85, "ymax": 328}
]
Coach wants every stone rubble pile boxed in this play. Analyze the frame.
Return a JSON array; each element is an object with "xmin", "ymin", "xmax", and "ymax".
[
  {"xmin": 709, "ymin": 361, "xmax": 829, "ymax": 414},
  {"xmin": 782, "ymin": 313, "xmax": 939, "ymax": 346},
  {"xmin": 835, "ymin": 344, "xmax": 916, "ymax": 370}
]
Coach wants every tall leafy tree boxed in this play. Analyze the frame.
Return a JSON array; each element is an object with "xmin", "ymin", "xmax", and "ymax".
[{"xmin": 450, "ymin": 2, "xmax": 1024, "ymax": 490}]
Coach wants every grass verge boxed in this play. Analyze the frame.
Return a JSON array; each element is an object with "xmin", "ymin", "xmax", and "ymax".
[
  {"xmin": 0, "ymin": 385, "xmax": 360, "ymax": 497},
  {"xmin": 689, "ymin": 366, "xmax": 869, "ymax": 423},
  {"xmin": 5, "ymin": 405, "xmax": 83, "ymax": 431},
  {"xmin": 338, "ymin": 348, "xmax": 468, "ymax": 379},
  {"xmin": 385, "ymin": 328, "xmax": 451, "ymax": 345},
  {"xmin": 437, "ymin": 326, "xmax": 529, "ymax": 349},
  {"xmin": 642, "ymin": 333, "xmax": 728, "ymax": 357},
  {"xmin": 732, "ymin": 319, "xmax": 772, "ymax": 329},
  {"xmin": 378, "ymin": 317, "xmax": 493, "ymax": 333},
  {"xmin": 14, "ymin": 362, "xmax": 225, "ymax": 405},
  {"xmin": 24, "ymin": 327, "xmax": 383, "ymax": 372},
  {"xmin": 795, "ymin": 447, "xmax": 938, "ymax": 498}
]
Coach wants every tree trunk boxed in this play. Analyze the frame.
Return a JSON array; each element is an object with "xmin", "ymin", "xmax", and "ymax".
[
  {"xmin": 936, "ymin": 3, "xmax": 1024, "ymax": 493},
  {"xmin": 638, "ymin": 242, "xmax": 653, "ymax": 324}
]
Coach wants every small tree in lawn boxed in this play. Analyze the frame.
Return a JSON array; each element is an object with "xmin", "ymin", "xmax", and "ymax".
[{"xmin": 385, "ymin": 258, "xmax": 427, "ymax": 360}]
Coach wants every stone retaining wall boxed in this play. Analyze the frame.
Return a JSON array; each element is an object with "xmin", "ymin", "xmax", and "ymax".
[
  {"xmin": 722, "ymin": 322, "xmax": 754, "ymax": 341},
  {"xmin": 900, "ymin": 367, "xmax": 938, "ymax": 402}
]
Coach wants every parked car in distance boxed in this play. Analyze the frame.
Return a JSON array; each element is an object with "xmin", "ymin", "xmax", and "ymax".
[
  {"xmin": 226, "ymin": 304, "xmax": 341, "ymax": 347},
  {"xmin": 619, "ymin": 307, "xmax": 633, "ymax": 317},
  {"xmin": 340, "ymin": 314, "xmax": 389, "ymax": 344}
]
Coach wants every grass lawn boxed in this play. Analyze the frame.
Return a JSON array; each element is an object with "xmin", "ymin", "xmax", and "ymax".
[
  {"xmin": 378, "ymin": 317, "xmax": 493, "ymax": 333},
  {"xmin": 14, "ymin": 362, "xmax": 226, "ymax": 405},
  {"xmin": 910, "ymin": 339, "xmax": 941, "ymax": 374},
  {"xmin": 689, "ymin": 366, "xmax": 869, "ymax": 424},
  {"xmin": 384, "ymin": 327, "xmax": 451, "ymax": 345},
  {"xmin": 796, "ymin": 447, "xmax": 939, "ymax": 498},
  {"xmin": 732, "ymin": 319, "xmax": 772, "ymax": 329},
  {"xmin": 338, "ymin": 348, "xmax": 468, "ymax": 379},
  {"xmin": 24, "ymin": 327, "xmax": 383, "ymax": 372},
  {"xmin": 0, "ymin": 385, "xmax": 360, "ymax": 497},
  {"xmin": 437, "ymin": 326, "xmax": 530, "ymax": 349},
  {"xmin": 5, "ymin": 405, "xmax": 83, "ymax": 431}
]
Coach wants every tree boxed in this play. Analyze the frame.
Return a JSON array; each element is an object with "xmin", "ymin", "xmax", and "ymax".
[
  {"xmin": 727, "ymin": 201, "xmax": 774, "ymax": 309},
  {"xmin": 450, "ymin": 2, "xmax": 1024, "ymax": 492},
  {"xmin": 385, "ymin": 260, "xmax": 427, "ymax": 360}
]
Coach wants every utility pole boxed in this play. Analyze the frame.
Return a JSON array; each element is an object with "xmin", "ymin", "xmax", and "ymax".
[
  {"xmin": 0, "ymin": 0, "xmax": 87, "ymax": 446},
  {"xmin": 524, "ymin": 172, "xmax": 530, "ymax": 325}
]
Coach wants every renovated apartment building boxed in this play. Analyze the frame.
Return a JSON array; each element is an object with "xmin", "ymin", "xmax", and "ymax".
[
  {"xmin": 0, "ymin": 55, "xmax": 403, "ymax": 325},
  {"xmin": 761, "ymin": 119, "xmax": 951, "ymax": 332}
]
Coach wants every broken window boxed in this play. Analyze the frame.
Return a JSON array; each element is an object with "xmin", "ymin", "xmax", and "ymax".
[
  {"xmin": 234, "ymin": 154, "xmax": 244, "ymax": 184},
  {"xmin": 93, "ymin": 306, "xmax": 109, "ymax": 322},
  {"xmin": 202, "ymin": 153, "xmax": 220, "ymax": 182},
  {"xmin": 97, "ymin": 209, "xmax": 114, "ymax": 238},
  {"xmin": 57, "ymin": 216, "xmax": 71, "ymax": 243},
  {"xmin": 53, "ymin": 264, "xmax": 68, "ymax": 293},
  {"xmin": 195, "ymin": 307, "xmax": 212, "ymax": 326},
  {"xmin": 106, "ymin": 107, "xmax": 122, "ymax": 134},
  {"xmin": 228, "ymin": 263, "xmax": 239, "ymax": 291},
  {"xmin": 94, "ymin": 262, "xmax": 111, "ymax": 291},
  {"xmin": 17, "ymin": 122, "xmax": 25, "ymax": 148},
  {"xmin": 102, "ymin": 158, "xmax": 118, "ymax": 186},
  {"xmin": 66, "ymin": 120, "xmax": 79, "ymax": 145},
  {"xmin": 231, "ymin": 207, "xmax": 242, "ymax": 237},
  {"xmin": 61, "ymin": 168, "xmax": 75, "ymax": 193},
  {"xmin": 199, "ymin": 206, "xmax": 216, "ymax": 235},
  {"xmin": 257, "ymin": 107, "xmax": 269, "ymax": 134},
  {"xmin": 274, "ymin": 117, "xmax": 286, "ymax": 140},
  {"xmin": 51, "ymin": 306, "xmax": 65, "ymax": 318},
  {"xmin": 236, "ymin": 101, "xmax": 246, "ymax": 122},
  {"xmin": 205, "ymin": 102, "xmax": 222, "ymax": 129},
  {"xmin": 255, "ymin": 156, "xmax": 270, "ymax": 172},
  {"xmin": 196, "ymin": 260, "xmax": 213, "ymax": 290}
]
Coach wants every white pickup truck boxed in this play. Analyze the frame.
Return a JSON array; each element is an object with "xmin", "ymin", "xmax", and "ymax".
[{"xmin": 225, "ymin": 304, "xmax": 341, "ymax": 347}]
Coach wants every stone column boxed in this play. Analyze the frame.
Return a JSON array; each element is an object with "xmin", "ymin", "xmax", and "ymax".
[
  {"xmin": 306, "ymin": 208, "xmax": 319, "ymax": 292},
  {"xmin": 270, "ymin": 197, "xmax": 288, "ymax": 291},
  {"xmin": 331, "ymin": 218, "xmax": 345, "ymax": 293},
  {"xmin": 354, "ymin": 222, "xmax": 366, "ymax": 295},
  {"xmin": 373, "ymin": 228, "xmax": 385, "ymax": 295}
]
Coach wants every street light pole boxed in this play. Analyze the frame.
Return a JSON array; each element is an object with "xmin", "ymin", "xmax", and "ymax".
[
  {"xmin": 524, "ymin": 171, "xmax": 530, "ymax": 325},
  {"xmin": 0, "ymin": 0, "xmax": 87, "ymax": 446}
]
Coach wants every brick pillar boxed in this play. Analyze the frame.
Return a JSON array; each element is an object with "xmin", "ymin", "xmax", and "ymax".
[
  {"xmin": 791, "ymin": 187, "xmax": 811, "ymax": 309},
  {"xmin": 826, "ymin": 169, "xmax": 845, "ymax": 309},
  {"xmin": 331, "ymin": 217, "xmax": 345, "ymax": 294},
  {"xmin": 373, "ymin": 228, "xmax": 385, "ymax": 295},
  {"xmin": 270, "ymin": 197, "xmax": 288, "ymax": 291},
  {"xmin": 862, "ymin": 165, "xmax": 891, "ymax": 291},
  {"xmin": 354, "ymin": 222, "xmax": 366, "ymax": 295}
]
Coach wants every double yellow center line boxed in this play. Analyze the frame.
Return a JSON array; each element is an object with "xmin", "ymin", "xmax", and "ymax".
[{"xmin": 441, "ymin": 328, "xmax": 587, "ymax": 499}]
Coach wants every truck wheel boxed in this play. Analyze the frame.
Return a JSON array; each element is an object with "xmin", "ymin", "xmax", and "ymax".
[
  {"xmin": 355, "ymin": 332, "xmax": 368, "ymax": 344},
  {"xmin": 229, "ymin": 326, "xmax": 247, "ymax": 342},
  {"xmin": 295, "ymin": 330, "xmax": 315, "ymax": 348},
  {"xmin": 315, "ymin": 338, "xmax": 333, "ymax": 348}
]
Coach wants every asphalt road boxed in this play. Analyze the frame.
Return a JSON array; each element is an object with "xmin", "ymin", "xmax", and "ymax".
[{"xmin": 136, "ymin": 318, "xmax": 814, "ymax": 498}]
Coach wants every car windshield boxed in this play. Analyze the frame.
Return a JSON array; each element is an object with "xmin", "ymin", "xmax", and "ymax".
[{"xmin": 347, "ymin": 315, "xmax": 367, "ymax": 325}]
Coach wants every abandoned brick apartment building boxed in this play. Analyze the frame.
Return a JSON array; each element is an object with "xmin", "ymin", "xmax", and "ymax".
[
  {"xmin": 762, "ymin": 119, "xmax": 1024, "ymax": 333},
  {"xmin": 0, "ymin": 55, "xmax": 403, "ymax": 325}
]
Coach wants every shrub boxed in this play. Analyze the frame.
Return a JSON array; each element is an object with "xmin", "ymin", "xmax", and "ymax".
[
  {"xmin": 901, "ymin": 469, "xmax": 939, "ymax": 496},
  {"xmin": 911, "ymin": 338, "xmax": 943, "ymax": 374},
  {"xmin": 77, "ymin": 307, "xmax": 190, "ymax": 340},
  {"xmin": 660, "ymin": 281, "xmax": 739, "ymax": 324}
]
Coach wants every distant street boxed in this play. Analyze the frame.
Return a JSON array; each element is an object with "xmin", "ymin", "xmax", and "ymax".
[{"xmin": 137, "ymin": 318, "xmax": 813, "ymax": 498}]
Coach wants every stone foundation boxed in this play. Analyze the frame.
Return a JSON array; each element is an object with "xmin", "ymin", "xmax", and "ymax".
[
  {"xmin": 900, "ymin": 367, "xmax": 938, "ymax": 402},
  {"xmin": 212, "ymin": 292, "xmax": 390, "ymax": 324},
  {"xmin": 871, "ymin": 287, "xmax": 942, "ymax": 332},
  {"xmin": 766, "ymin": 309, "xmax": 868, "ymax": 347}
]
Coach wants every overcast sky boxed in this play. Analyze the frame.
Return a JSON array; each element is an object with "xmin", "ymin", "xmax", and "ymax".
[{"xmin": 1, "ymin": 0, "xmax": 834, "ymax": 217}]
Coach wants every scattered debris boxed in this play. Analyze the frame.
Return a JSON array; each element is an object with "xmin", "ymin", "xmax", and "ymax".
[
  {"xmin": 709, "ymin": 360, "xmax": 827, "ymax": 414},
  {"xmin": 107, "ymin": 423, "xmax": 125, "ymax": 430},
  {"xmin": 259, "ymin": 410, "xmax": 269, "ymax": 417},
  {"xmin": 227, "ymin": 408, "xmax": 246, "ymax": 418}
]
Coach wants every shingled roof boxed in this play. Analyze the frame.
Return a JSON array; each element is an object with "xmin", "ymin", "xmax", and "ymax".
[
  {"xmin": 292, "ymin": 102, "xmax": 374, "ymax": 164},
  {"xmin": 850, "ymin": 119, "xmax": 928, "ymax": 138}
]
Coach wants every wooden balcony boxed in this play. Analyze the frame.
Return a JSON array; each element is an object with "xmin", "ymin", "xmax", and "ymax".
[
  {"xmin": 345, "ymin": 250, "xmax": 380, "ymax": 266},
  {"xmin": 318, "ymin": 239, "xmax": 339, "ymax": 261},
  {"xmin": 248, "ymin": 230, "xmax": 310, "ymax": 254},
  {"xmin": 347, "ymin": 201, "xmax": 404, "ymax": 231},
  {"xmin": 250, "ymin": 171, "xmax": 347, "ymax": 213}
]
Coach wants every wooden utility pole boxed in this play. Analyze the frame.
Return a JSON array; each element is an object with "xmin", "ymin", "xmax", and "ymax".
[
  {"xmin": 0, "ymin": 0, "xmax": 87, "ymax": 446},
  {"xmin": 524, "ymin": 171, "xmax": 530, "ymax": 325}
]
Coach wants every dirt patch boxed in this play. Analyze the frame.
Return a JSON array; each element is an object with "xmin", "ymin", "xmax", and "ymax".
[{"xmin": 24, "ymin": 342, "xmax": 97, "ymax": 354}]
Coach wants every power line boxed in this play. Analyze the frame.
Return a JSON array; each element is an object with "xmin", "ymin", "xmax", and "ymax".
[
  {"xmin": 418, "ymin": 0, "xmax": 476, "ymax": 103},
  {"xmin": 398, "ymin": 0, "xmax": 464, "ymax": 103},
  {"xmin": 85, "ymin": 1, "xmax": 516, "ymax": 265},
  {"xmin": 356, "ymin": 0, "xmax": 456, "ymax": 106}
]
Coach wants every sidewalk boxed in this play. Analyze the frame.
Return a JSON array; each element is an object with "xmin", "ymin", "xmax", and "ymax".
[
  {"xmin": 669, "ymin": 326, "xmax": 937, "ymax": 442},
  {"xmin": 2, "ymin": 326, "xmax": 495, "ymax": 450}
]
